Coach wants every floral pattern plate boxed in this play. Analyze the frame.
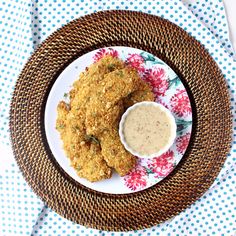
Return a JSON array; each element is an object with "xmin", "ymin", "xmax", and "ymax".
[{"xmin": 45, "ymin": 46, "xmax": 192, "ymax": 194}]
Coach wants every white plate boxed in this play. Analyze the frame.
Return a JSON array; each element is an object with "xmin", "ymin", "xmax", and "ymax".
[{"xmin": 44, "ymin": 46, "xmax": 192, "ymax": 194}]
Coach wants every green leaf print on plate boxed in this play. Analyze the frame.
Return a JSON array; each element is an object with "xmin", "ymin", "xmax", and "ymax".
[
  {"xmin": 140, "ymin": 52, "xmax": 165, "ymax": 65},
  {"xmin": 176, "ymin": 119, "xmax": 192, "ymax": 135}
]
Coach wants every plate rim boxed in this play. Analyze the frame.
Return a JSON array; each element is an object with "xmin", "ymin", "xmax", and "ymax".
[{"xmin": 44, "ymin": 45, "xmax": 193, "ymax": 195}]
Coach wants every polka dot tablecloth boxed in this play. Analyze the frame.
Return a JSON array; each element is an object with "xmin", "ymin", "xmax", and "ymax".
[{"xmin": 0, "ymin": 0, "xmax": 236, "ymax": 235}]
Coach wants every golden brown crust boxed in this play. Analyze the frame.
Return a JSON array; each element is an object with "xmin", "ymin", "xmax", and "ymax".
[
  {"xmin": 72, "ymin": 144, "xmax": 112, "ymax": 182},
  {"xmin": 56, "ymin": 55, "xmax": 154, "ymax": 182},
  {"xmin": 100, "ymin": 129, "xmax": 137, "ymax": 176},
  {"xmin": 123, "ymin": 81, "xmax": 154, "ymax": 109}
]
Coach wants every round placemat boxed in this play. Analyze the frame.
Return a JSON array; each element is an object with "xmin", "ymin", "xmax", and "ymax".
[
  {"xmin": 44, "ymin": 46, "xmax": 193, "ymax": 194},
  {"xmin": 10, "ymin": 10, "xmax": 232, "ymax": 231}
]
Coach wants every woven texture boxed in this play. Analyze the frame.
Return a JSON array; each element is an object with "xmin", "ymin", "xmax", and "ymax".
[{"xmin": 9, "ymin": 10, "xmax": 232, "ymax": 231}]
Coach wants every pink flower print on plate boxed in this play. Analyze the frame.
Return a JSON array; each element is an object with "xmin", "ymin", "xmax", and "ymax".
[
  {"xmin": 125, "ymin": 53, "xmax": 145, "ymax": 72},
  {"xmin": 147, "ymin": 150, "xmax": 174, "ymax": 178},
  {"xmin": 93, "ymin": 48, "xmax": 119, "ymax": 62},
  {"xmin": 143, "ymin": 67, "xmax": 169, "ymax": 97},
  {"xmin": 123, "ymin": 164, "xmax": 148, "ymax": 191},
  {"xmin": 170, "ymin": 89, "xmax": 192, "ymax": 117},
  {"xmin": 176, "ymin": 132, "xmax": 191, "ymax": 154}
]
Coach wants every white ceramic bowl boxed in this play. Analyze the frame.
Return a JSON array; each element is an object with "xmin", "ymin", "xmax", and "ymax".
[{"xmin": 119, "ymin": 101, "xmax": 177, "ymax": 158}]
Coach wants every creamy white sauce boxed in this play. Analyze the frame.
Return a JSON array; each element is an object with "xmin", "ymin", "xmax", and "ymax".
[{"xmin": 123, "ymin": 105, "xmax": 175, "ymax": 156}]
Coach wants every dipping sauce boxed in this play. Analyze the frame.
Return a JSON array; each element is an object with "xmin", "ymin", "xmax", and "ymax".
[{"xmin": 119, "ymin": 102, "xmax": 176, "ymax": 157}]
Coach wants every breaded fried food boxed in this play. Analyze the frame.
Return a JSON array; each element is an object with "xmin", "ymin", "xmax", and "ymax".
[
  {"xmin": 100, "ymin": 129, "xmax": 137, "ymax": 176},
  {"xmin": 85, "ymin": 67, "xmax": 142, "ymax": 136},
  {"xmin": 56, "ymin": 101, "xmax": 69, "ymax": 135},
  {"xmin": 71, "ymin": 56, "xmax": 125, "ymax": 108},
  {"xmin": 123, "ymin": 82, "xmax": 154, "ymax": 109},
  {"xmin": 85, "ymin": 67, "xmax": 142, "ymax": 175},
  {"xmin": 56, "ymin": 55, "xmax": 154, "ymax": 182},
  {"xmin": 56, "ymin": 56, "xmax": 125, "ymax": 182},
  {"xmin": 71, "ymin": 143, "xmax": 112, "ymax": 182},
  {"xmin": 57, "ymin": 105, "xmax": 112, "ymax": 182}
]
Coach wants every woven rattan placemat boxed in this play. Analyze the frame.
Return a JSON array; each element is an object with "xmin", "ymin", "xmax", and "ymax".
[{"xmin": 10, "ymin": 10, "xmax": 232, "ymax": 231}]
